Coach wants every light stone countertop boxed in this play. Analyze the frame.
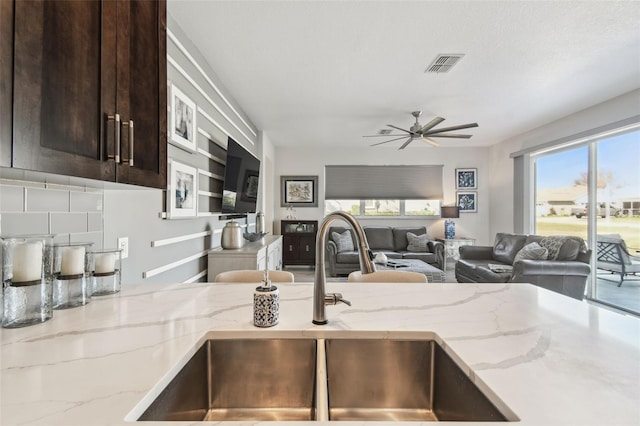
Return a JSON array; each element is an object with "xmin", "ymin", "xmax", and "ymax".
[{"xmin": 1, "ymin": 281, "xmax": 639, "ymax": 425}]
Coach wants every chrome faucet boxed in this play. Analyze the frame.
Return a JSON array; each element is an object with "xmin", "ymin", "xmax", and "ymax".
[{"xmin": 313, "ymin": 211, "xmax": 376, "ymax": 325}]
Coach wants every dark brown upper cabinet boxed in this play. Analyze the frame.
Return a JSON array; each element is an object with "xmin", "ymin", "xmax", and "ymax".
[
  {"xmin": 7, "ymin": 0, "xmax": 167, "ymax": 188},
  {"xmin": 0, "ymin": 0, "xmax": 13, "ymax": 168}
]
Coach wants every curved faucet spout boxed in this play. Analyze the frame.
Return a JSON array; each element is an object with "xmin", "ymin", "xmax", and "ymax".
[{"xmin": 313, "ymin": 211, "xmax": 376, "ymax": 324}]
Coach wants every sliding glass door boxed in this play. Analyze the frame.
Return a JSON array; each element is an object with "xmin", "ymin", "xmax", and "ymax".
[
  {"xmin": 593, "ymin": 132, "xmax": 640, "ymax": 313},
  {"xmin": 533, "ymin": 129, "xmax": 640, "ymax": 315}
]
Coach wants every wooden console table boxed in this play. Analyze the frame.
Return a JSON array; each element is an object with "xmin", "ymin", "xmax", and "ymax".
[
  {"xmin": 281, "ymin": 220, "xmax": 318, "ymax": 267},
  {"xmin": 207, "ymin": 235, "xmax": 283, "ymax": 282}
]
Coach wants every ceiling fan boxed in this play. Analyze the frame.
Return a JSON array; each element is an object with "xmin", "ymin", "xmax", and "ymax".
[{"xmin": 364, "ymin": 111, "xmax": 478, "ymax": 149}]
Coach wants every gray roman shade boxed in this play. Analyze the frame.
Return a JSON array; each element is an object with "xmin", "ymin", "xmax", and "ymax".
[{"xmin": 325, "ymin": 165, "xmax": 443, "ymax": 200}]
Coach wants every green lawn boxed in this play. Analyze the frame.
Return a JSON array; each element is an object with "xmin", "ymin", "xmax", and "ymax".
[{"xmin": 536, "ymin": 216, "xmax": 640, "ymax": 249}]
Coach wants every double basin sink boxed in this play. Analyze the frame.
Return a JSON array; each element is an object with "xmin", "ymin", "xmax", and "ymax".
[{"xmin": 136, "ymin": 335, "xmax": 515, "ymax": 422}]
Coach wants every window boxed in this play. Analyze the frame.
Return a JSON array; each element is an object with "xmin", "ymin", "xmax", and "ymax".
[
  {"xmin": 324, "ymin": 199, "xmax": 360, "ymax": 215},
  {"xmin": 324, "ymin": 164, "xmax": 444, "ymax": 218},
  {"xmin": 531, "ymin": 127, "xmax": 640, "ymax": 315},
  {"xmin": 406, "ymin": 200, "xmax": 442, "ymax": 216},
  {"xmin": 364, "ymin": 200, "xmax": 400, "ymax": 216},
  {"xmin": 325, "ymin": 199, "xmax": 441, "ymax": 217}
]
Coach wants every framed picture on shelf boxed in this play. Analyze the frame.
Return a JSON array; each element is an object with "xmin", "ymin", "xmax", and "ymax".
[
  {"xmin": 167, "ymin": 160, "xmax": 197, "ymax": 218},
  {"xmin": 169, "ymin": 84, "xmax": 197, "ymax": 152},
  {"xmin": 280, "ymin": 175, "xmax": 318, "ymax": 207},
  {"xmin": 241, "ymin": 169, "xmax": 259, "ymax": 202},
  {"xmin": 457, "ymin": 191, "xmax": 477, "ymax": 213},
  {"xmin": 455, "ymin": 168, "xmax": 477, "ymax": 190}
]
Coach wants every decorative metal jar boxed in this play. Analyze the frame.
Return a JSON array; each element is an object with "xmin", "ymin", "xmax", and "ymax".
[{"xmin": 221, "ymin": 221, "xmax": 245, "ymax": 249}]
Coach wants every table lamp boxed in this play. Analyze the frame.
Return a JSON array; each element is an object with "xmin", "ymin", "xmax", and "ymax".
[{"xmin": 441, "ymin": 206, "xmax": 460, "ymax": 239}]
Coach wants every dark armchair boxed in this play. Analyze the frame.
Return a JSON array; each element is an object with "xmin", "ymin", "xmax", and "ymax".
[{"xmin": 455, "ymin": 233, "xmax": 592, "ymax": 300}]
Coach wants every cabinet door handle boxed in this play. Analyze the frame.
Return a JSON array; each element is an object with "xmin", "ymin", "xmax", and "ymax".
[
  {"xmin": 107, "ymin": 114, "xmax": 121, "ymax": 163},
  {"xmin": 305, "ymin": 245, "xmax": 309, "ymax": 252},
  {"xmin": 289, "ymin": 245, "xmax": 293, "ymax": 251},
  {"xmin": 121, "ymin": 120, "xmax": 135, "ymax": 166},
  {"xmin": 128, "ymin": 120, "xmax": 134, "ymax": 166}
]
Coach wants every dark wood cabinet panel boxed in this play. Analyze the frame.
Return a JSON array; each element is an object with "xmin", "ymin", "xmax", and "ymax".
[
  {"xmin": 298, "ymin": 235, "xmax": 316, "ymax": 262},
  {"xmin": 282, "ymin": 220, "xmax": 318, "ymax": 267},
  {"xmin": 6, "ymin": 0, "xmax": 166, "ymax": 188},
  {"xmin": 0, "ymin": 0, "xmax": 14, "ymax": 167},
  {"xmin": 12, "ymin": 0, "xmax": 116, "ymax": 181},
  {"xmin": 116, "ymin": 0, "xmax": 167, "ymax": 188}
]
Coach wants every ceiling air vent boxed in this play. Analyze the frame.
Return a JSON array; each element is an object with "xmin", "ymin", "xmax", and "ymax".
[{"xmin": 425, "ymin": 54, "xmax": 465, "ymax": 74}]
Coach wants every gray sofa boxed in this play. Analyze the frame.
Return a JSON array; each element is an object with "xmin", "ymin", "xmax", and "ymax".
[
  {"xmin": 455, "ymin": 233, "xmax": 592, "ymax": 300},
  {"xmin": 326, "ymin": 226, "xmax": 444, "ymax": 277}
]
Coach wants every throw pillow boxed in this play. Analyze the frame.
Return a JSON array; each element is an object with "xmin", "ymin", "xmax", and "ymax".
[
  {"xmin": 539, "ymin": 236, "xmax": 567, "ymax": 260},
  {"xmin": 332, "ymin": 231, "xmax": 354, "ymax": 253},
  {"xmin": 406, "ymin": 232, "xmax": 430, "ymax": 252},
  {"xmin": 513, "ymin": 242, "xmax": 548, "ymax": 264}
]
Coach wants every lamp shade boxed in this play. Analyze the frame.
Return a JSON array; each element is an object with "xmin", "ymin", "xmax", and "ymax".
[{"xmin": 441, "ymin": 206, "xmax": 460, "ymax": 219}]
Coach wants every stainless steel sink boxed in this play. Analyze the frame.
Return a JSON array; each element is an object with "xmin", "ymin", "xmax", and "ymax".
[
  {"xmin": 138, "ymin": 339, "xmax": 318, "ymax": 421},
  {"xmin": 136, "ymin": 336, "xmax": 513, "ymax": 422},
  {"xmin": 325, "ymin": 339, "xmax": 508, "ymax": 421}
]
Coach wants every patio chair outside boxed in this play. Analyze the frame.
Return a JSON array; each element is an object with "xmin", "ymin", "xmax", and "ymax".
[{"xmin": 596, "ymin": 234, "xmax": 640, "ymax": 287}]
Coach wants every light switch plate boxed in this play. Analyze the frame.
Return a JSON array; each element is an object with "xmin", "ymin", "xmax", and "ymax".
[{"xmin": 118, "ymin": 237, "xmax": 129, "ymax": 259}]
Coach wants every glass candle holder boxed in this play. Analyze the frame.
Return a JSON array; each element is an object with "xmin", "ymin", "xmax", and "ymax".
[
  {"xmin": 89, "ymin": 249, "xmax": 122, "ymax": 296},
  {"xmin": 52, "ymin": 242, "xmax": 93, "ymax": 309},
  {"xmin": 1, "ymin": 235, "xmax": 54, "ymax": 328}
]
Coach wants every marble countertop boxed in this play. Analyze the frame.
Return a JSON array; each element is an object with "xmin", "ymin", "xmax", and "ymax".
[{"xmin": 1, "ymin": 281, "xmax": 639, "ymax": 425}]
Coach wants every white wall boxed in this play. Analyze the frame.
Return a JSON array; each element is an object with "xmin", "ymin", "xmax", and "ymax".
[
  {"xmin": 273, "ymin": 145, "xmax": 493, "ymax": 245},
  {"xmin": 488, "ymin": 89, "xmax": 640, "ymax": 238},
  {"xmin": 260, "ymin": 131, "xmax": 277, "ymax": 234},
  {"xmin": 103, "ymin": 15, "xmax": 262, "ymax": 284}
]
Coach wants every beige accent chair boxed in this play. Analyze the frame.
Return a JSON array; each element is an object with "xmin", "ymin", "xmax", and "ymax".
[
  {"xmin": 348, "ymin": 270, "xmax": 428, "ymax": 283},
  {"xmin": 214, "ymin": 270, "xmax": 295, "ymax": 283}
]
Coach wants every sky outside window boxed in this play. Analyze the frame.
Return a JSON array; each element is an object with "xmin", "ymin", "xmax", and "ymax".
[{"xmin": 537, "ymin": 131, "xmax": 640, "ymax": 199}]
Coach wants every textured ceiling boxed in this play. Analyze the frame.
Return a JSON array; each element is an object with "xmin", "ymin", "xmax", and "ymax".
[{"xmin": 168, "ymin": 0, "xmax": 640, "ymax": 148}]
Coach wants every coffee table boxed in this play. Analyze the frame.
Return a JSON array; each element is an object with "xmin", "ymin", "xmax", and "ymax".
[{"xmin": 377, "ymin": 259, "xmax": 446, "ymax": 283}]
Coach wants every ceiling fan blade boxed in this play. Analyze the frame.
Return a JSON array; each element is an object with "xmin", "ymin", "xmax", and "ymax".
[
  {"xmin": 362, "ymin": 134, "xmax": 407, "ymax": 138},
  {"xmin": 419, "ymin": 117, "xmax": 445, "ymax": 133},
  {"xmin": 420, "ymin": 137, "xmax": 440, "ymax": 147},
  {"xmin": 398, "ymin": 137, "xmax": 413, "ymax": 150},
  {"xmin": 370, "ymin": 136, "xmax": 411, "ymax": 147},
  {"xmin": 387, "ymin": 124, "xmax": 412, "ymax": 134},
  {"xmin": 424, "ymin": 122, "xmax": 479, "ymax": 135},
  {"xmin": 427, "ymin": 133, "xmax": 473, "ymax": 139}
]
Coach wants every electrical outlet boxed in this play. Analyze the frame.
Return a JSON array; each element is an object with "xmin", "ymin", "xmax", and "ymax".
[{"xmin": 117, "ymin": 237, "xmax": 129, "ymax": 259}]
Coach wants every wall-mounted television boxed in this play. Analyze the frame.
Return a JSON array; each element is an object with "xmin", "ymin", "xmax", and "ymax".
[{"xmin": 222, "ymin": 137, "xmax": 260, "ymax": 214}]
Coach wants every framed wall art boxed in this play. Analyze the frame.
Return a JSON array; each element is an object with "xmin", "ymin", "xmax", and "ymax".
[
  {"xmin": 280, "ymin": 175, "xmax": 318, "ymax": 207},
  {"xmin": 167, "ymin": 160, "xmax": 197, "ymax": 218},
  {"xmin": 455, "ymin": 168, "xmax": 477, "ymax": 190},
  {"xmin": 457, "ymin": 191, "xmax": 477, "ymax": 213},
  {"xmin": 169, "ymin": 84, "xmax": 197, "ymax": 152}
]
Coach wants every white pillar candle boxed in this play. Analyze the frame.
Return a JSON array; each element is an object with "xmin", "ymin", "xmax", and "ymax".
[
  {"xmin": 94, "ymin": 253, "xmax": 116, "ymax": 274},
  {"xmin": 60, "ymin": 246, "xmax": 85, "ymax": 276},
  {"xmin": 12, "ymin": 241, "xmax": 43, "ymax": 282}
]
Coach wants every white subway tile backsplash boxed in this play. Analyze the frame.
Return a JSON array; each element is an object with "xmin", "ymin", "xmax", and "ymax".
[
  {"xmin": 0, "ymin": 185, "xmax": 24, "ymax": 212},
  {"xmin": 51, "ymin": 212, "xmax": 88, "ymax": 234},
  {"xmin": 71, "ymin": 191, "xmax": 103, "ymax": 212},
  {"xmin": 1, "ymin": 180, "xmax": 104, "ymax": 244},
  {"xmin": 1, "ymin": 212, "xmax": 49, "ymax": 235},
  {"xmin": 70, "ymin": 231, "xmax": 103, "ymax": 250},
  {"xmin": 27, "ymin": 187, "xmax": 70, "ymax": 212},
  {"xmin": 88, "ymin": 212, "xmax": 102, "ymax": 232}
]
